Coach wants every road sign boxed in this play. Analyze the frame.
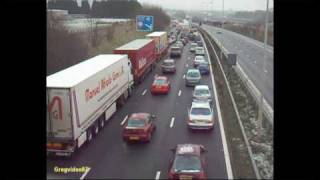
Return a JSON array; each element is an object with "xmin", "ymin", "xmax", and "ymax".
[{"xmin": 136, "ymin": 15, "xmax": 154, "ymax": 32}]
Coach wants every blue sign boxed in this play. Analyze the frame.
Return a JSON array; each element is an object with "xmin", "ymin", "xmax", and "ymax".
[{"xmin": 136, "ymin": 15, "xmax": 154, "ymax": 32}]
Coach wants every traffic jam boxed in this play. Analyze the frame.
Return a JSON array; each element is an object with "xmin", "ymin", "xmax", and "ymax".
[{"xmin": 47, "ymin": 21, "xmax": 228, "ymax": 179}]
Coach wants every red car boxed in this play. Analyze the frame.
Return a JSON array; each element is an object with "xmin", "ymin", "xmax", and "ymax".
[
  {"xmin": 151, "ymin": 75, "xmax": 170, "ymax": 94},
  {"xmin": 122, "ymin": 113, "xmax": 156, "ymax": 142},
  {"xmin": 168, "ymin": 144, "xmax": 207, "ymax": 179}
]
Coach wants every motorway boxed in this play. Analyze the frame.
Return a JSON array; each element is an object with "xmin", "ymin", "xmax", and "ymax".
[
  {"xmin": 47, "ymin": 41, "xmax": 229, "ymax": 179},
  {"xmin": 202, "ymin": 24, "xmax": 274, "ymax": 108}
]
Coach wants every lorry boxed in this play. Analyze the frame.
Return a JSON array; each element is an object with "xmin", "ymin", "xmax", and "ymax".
[
  {"xmin": 47, "ymin": 54, "xmax": 134, "ymax": 156},
  {"xmin": 114, "ymin": 39, "xmax": 156, "ymax": 84},
  {"xmin": 145, "ymin": 31, "xmax": 168, "ymax": 61}
]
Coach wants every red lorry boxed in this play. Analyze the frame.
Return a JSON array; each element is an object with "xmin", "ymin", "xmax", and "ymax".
[{"xmin": 114, "ymin": 39, "xmax": 156, "ymax": 84}]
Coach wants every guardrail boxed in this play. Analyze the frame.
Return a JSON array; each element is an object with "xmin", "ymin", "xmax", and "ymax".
[
  {"xmin": 199, "ymin": 29, "xmax": 261, "ymax": 179},
  {"xmin": 204, "ymin": 29, "xmax": 273, "ymax": 126}
]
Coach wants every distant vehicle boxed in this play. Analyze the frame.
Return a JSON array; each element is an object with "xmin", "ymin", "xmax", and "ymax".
[
  {"xmin": 188, "ymin": 33, "xmax": 195, "ymax": 41},
  {"xmin": 197, "ymin": 62, "xmax": 210, "ymax": 75},
  {"xmin": 122, "ymin": 113, "xmax": 156, "ymax": 142},
  {"xmin": 188, "ymin": 101, "xmax": 214, "ymax": 130},
  {"xmin": 161, "ymin": 59, "xmax": 176, "ymax": 73},
  {"xmin": 197, "ymin": 40, "xmax": 203, "ymax": 47},
  {"xmin": 193, "ymin": 85, "xmax": 212, "ymax": 102},
  {"xmin": 193, "ymin": 56, "xmax": 206, "ymax": 67},
  {"xmin": 145, "ymin": 31, "xmax": 169, "ymax": 61},
  {"xmin": 181, "ymin": 38, "xmax": 188, "ymax": 46},
  {"xmin": 169, "ymin": 36, "xmax": 177, "ymax": 44},
  {"xmin": 168, "ymin": 144, "xmax": 207, "ymax": 179},
  {"xmin": 170, "ymin": 46, "xmax": 182, "ymax": 58},
  {"xmin": 195, "ymin": 47, "xmax": 205, "ymax": 56},
  {"xmin": 183, "ymin": 37, "xmax": 189, "ymax": 44},
  {"xmin": 176, "ymin": 41, "xmax": 184, "ymax": 50},
  {"xmin": 194, "ymin": 35, "xmax": 201, "ymax": 42},
  {"xmin": 47, "ymin": 55, "xmax": 134, "ymax": 156},
  {"xmin": 190, "ymin": 43, "xmax": 198, "ymax": 53},
  {"xmin": 151, "ymin": 75, "xmax": 171, "ymax": 94},
  {"xmin": 114, "ymin": 39, "xmax": 156, "ymax": 84},
  {"xmin": 185, "ymin": 69, "xmax": 201, "ymax": 86}
]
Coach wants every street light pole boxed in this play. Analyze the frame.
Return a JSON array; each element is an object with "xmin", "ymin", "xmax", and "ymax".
[
  {"xmin": 220, "ymin": 0, "xmax": 224, "ymax": 61},
  {"xmin": 257, "ymin": 0, "xmax": 269, "ymax": 135}
]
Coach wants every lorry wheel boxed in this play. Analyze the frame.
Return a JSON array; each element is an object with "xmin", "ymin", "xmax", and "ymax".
[
  {"xmin": 87, "ymin": 129, "xmax": 93, "ymax": 142},
  {"xmin": 128, "ymin": 87, "xmax": 132, "ymax": 97},
  {"xmin": 100, "ymin": 118, "xmax": 105, "ymax": 128},
  {"xmin": 94, "ymin": 124, "xmax": 99, "ymax": 136}
]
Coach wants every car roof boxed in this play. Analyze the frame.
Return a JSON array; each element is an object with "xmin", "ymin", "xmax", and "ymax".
[
  {"xmin": 176, "ymin": 144, "xmax": 201, "ymax": 156},
  {"xmin": 195, "ymin": 85, "xmax": 209, "ymax": 90},
  {"xmin": 164, "ymin": 59, "xmax": 174, "ymax": 63},
  {"xmin": 191, "ymin": 101, "xmax": 210, "ymax": 108},
  {"xmin": 196, "ymin": 47, "xmax": 204, "ymax": 49},
  {"xmin": 187, "ymin": 69, "xmax": 200, "ymax": 73},
  {"xmin": 129, "ymin": 113, "xmax": 150, "ymax": 120},
  {"xmin": 195, "ymin": 55, "xmax": 204, "ymax": 58}
]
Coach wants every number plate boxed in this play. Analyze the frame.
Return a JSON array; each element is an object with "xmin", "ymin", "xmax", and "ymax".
[
  {"xmin": 179, "ymin": 175, "xmax": 192, "ymax": 180},
  {"xmin": 129, "ymin": 136, "xmax": 139, "ymax": 140}
]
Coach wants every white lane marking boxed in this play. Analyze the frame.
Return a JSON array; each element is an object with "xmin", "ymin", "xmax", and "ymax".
[
  {"xmin": 183, "ymin": 74, "xmax": 185, "ymax": 79},
  {"xmin": 254, "ymin": 60, "xmax": 257, "ymax": 64},
  {"xmin": 120, "ymin": 115, "xmax": 128, "ymax": 126},
  {"xmin": 155, "ymin": 171, "xmax": 161, "ymax": 180},
  {"xmin": 178, "ymin": 90, "xmax": 182, "ymax": 96},
  {"xmin": 142, "ymin": 89, "xmax": 147, "ymax": 96},
  {"xmin": 170, "ymin": 117, "xmax": 175, "ymax": 128},
  {"xmin": 188, "ymin": 57, "xmax": 190, "ymax": 60},
  {"xmin": 200, "ymin": 33, "xmax": 234, "ymax": 179},
  {"xmin": 264, "ymin": 69, "xmax": 268, "ymax": 73},
  {"xmin": 80, "ymin": 167, "xmax": 91, "ymax": 180},
  {"xmin": 186, "ymin": 64, "xmax": 188, "ymax": 67}
]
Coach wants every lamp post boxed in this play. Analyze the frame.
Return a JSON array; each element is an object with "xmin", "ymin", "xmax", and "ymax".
[{"xmin": 257, "ymin": 0, "xmax": 270, "ymax": 136}]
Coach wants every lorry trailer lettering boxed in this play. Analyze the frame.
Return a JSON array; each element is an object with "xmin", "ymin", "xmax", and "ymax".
[{"xmin": 48, "ymin": 96, "xmax": 63, "ymax": 120}]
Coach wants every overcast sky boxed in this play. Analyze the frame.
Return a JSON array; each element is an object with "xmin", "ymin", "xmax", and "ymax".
[
  {"xmin": 75, "ymin": 0, "xmax": 273, "ymax": 11},
  {"xmin": 137, "ymin": 0, "xmax": 274, "ymax": 11}
]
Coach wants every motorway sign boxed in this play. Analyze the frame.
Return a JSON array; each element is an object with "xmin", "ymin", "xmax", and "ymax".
[{"xmin": 136, "ymin": 15, "xmax": 154, "ymax": 32}]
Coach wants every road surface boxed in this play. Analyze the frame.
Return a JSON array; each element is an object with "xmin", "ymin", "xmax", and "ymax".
[
  {"xmin": 202, "ymin": 24, "xmax": 274, "ymax": 108},
  {"xmin": 47, "ymin": 41, "xmax": 229, "ymax": 179}
]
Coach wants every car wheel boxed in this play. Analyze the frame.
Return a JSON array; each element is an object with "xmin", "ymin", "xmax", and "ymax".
[
  {"xmin": 93, "ymin": 124, "xmax": 99, "ymax": 136},
  {"xmin": 100, "ymin": 118, "xmax": 105, "ymax": 128}
]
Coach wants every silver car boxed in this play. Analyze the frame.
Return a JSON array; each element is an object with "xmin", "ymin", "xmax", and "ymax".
[
  {"xmin": 193, "ymin": 56, "xmax": 206, "ymax": 67},
  {"xmin": 193, "ymin": 85, "xmax": 212, "ymax": 103},
  {"xmin": 188, "ymin": 101, "xmax": 214, "ymax": 130},
  {"xmin": 185, "ymin": 69, "xmax": 201, "ymax": 86},
  {"xmin": 161, "ymin": 59, "xmax": 176, "ymax": 73},
  {"xmin": 190, "ymin": 43, "xmax": 197, "ymax": 52},
  {"xmin": 195, "ymin": 47, "xmax": 205, "ymax": 56}
]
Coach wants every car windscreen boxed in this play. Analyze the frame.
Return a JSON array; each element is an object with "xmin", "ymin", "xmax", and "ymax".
[
  {"xmin": 187, "ymin": 71, "xmax": 200, "ymax": 78},
  {"xmin": 127, "ymin": 119, "xmax": 146, "ymax": 127},
  {"xmin": 191, "ymin": 44, "xmax": 197, "ymax": 47},
  {"xmin": 154, "ymin": 79, "xmax": 166, "ymax": 85},
  {"xmin": 163, "ymin": 61, "xmax": 174, "ymax": 66},
  {"xmin": 195, "ymin": 56, "xmax": 204, "ymax": 61},
  {"xmin": 196, "ymin": 47, "xmax": 203, "ymax": 51},
  {"xmin": 195, "ymin": 89, "xmax": 210, "ymax": 96},
  {"xmin": 173, "ymin": 154, "xmax": 201, "ymax": 172},
  {"xmin": 191, "ymin": 107, "xmax": 211, "ymax": 115}
]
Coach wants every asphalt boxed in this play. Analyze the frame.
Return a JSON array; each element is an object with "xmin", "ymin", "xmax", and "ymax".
[
  {"xmin": 47, "ymin": 41, "xmax": 228, "ymax": 179},
  {"xmin": 201, "ymin": 24, "xmax": 274, "ymax": 108}
]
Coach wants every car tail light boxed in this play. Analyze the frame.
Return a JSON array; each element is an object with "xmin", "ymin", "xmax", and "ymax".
[{"xmin": 47, "ymin": 142, "xmax": 63, "ymax": 149}]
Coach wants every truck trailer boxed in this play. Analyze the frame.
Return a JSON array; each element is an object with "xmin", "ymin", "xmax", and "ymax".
[
  {"xmin": 47, "ymin": 54, "xmax": 134, "ymax": 156},
  {"xmin": 145, "ymin": 31, "xmax": 168, "ymax": 61},
  {"xmin": 114, "ymin": 39, "xmax": 156, "ymax": 84}
]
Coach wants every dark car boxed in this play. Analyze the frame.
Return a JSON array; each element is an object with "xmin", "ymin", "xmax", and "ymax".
[
  {"xmin": 197, "ymin": 40, "xmax": 203, "ymax": 47},
  {"xmin": 122, "ymin": 113, "xmax": 156, "ymax": 142},
  {"xmin": 168, "ymin": 144, "xmax": 207, "ymax": 179},
  {"xmin": 197, "ymin": 62, "xmax": 210, "ymax": 75}
]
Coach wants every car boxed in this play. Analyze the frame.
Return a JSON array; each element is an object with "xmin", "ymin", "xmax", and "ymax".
[
  {"xmin": 161, "ymin": 59, "xmax": 176, "ymax": 73},
  {"xmin": 168, "ymin": 144, "xmax": 207, "ymax": 179},
  {"xmin": 188, "ymin": 101, "xmax": 214, "ymax": 130},
  {"xmin": 193, "ymin": 85, "xmax": 212, "ymax": 102},
  {"xmin": 176, "ymin": 41, "xmax": 184, "ymax": 49},
  {"xmin": 183, "ymin": 37, "xmax": 189, "ymax": 44},
  {"xmin": 197, "ymin": 40, "xmax": 203, "ymax": 47},
  {"xmin": 197, "ymin": 62, "xmax": 210, "ymax": 75},
  {"xmin": 181, "ymin": 38, "xmax": 188, "ymax": 46},
  {"xmin": 190, "ymin": 43, "xmax": 197, "ymax": 53},
  {"xmin": 195, "ymin": 47, "xmax": 205, "ymax": 56},
  {"xmin": 193, "ymin": 56, "xmax": 206, "ymax": 67},
  {"xmin": 185, "ymin": 69, "xmax": 201, "ymax": 86},
  {"xmin": 170, "ymin": 46, "xmax": 182, "ymax": 58},
  {"xmin": 151, "ymin": 75, "xmax": 170, "ymax": 94},
  {"xmin": 122, "ymin": 113, "xmax": 156, "ymax": 142}
]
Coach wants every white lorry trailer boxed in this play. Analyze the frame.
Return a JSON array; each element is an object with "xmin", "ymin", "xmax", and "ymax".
[{"xmin": 47, "ymin": 54, "xmax": 134, "ymax": 156}]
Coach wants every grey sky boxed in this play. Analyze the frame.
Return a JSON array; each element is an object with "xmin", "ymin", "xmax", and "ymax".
[{"xmin": 138, "ymin": 0, "xmax": 274, "ymax": 11}]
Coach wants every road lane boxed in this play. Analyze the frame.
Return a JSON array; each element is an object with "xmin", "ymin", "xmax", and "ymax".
[{"xmin": 47, "ymin": 41, "xmax": 228, "ymax": 179}]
